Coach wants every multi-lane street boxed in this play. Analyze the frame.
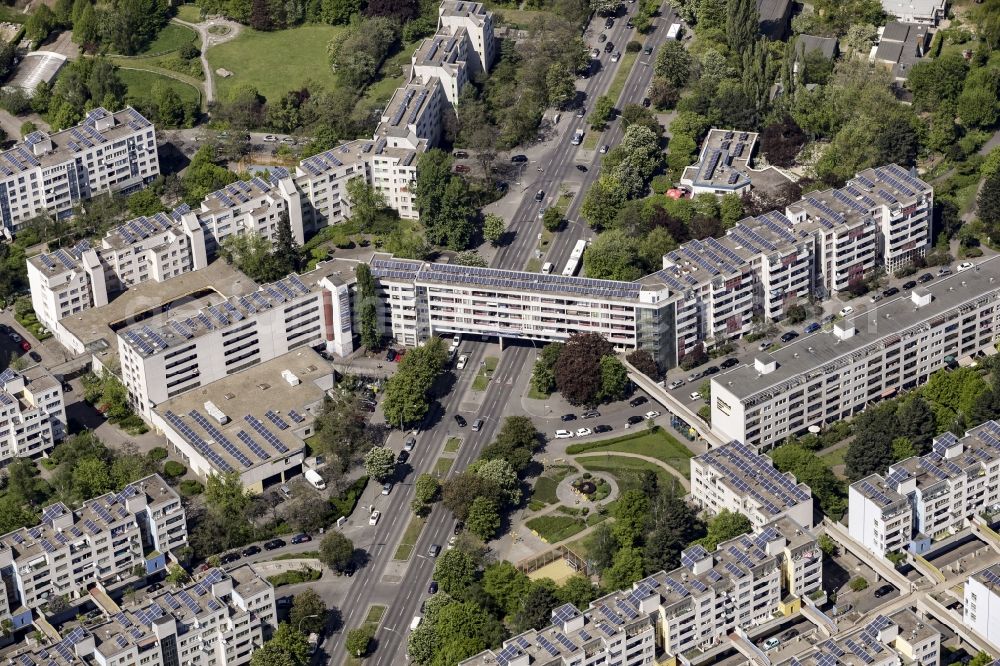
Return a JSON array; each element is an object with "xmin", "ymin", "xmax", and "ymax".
[{"xmin": 326, "ymin": 5, "xmax": 681, "ymax": 663}]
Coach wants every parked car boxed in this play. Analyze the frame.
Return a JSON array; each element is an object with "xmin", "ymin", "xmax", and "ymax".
[
  {"xmin": 958, "ymin": 261, "xmax": 975, "ymax": 271},
  {"xmin": 625, "ymin": 415, "xmax": 644, "ymax": 427},
  {"xmin": 554, "ymin": 429, "xmax": 575, "ymax": 439},
  {"xmin": 604, "ymin": 41, "xmax": 614, "ymax": 53},
  {"xmin": 291, "ymin": 533, "xmax": 311, "ymax": 544},
  {"xmin": 902, "ymin": 280, "xmax": 917, "ymax": 290},
  {"xmin": 870, "ymin": 293, "xmax": 882, "ymax": 303},
  {"xmin": 9, "ymin": 332, "xmax": 21, "ymax": 343},
  {"xmin": 454, "ymin": 414, "xmax": 467, "ymax": 427},
  {"xmin": 874, "ymin": 584, "xmax": 894, "ymax": 598},
  {"xmin": 386, "ymin": 349, "xmax": 397, "ymax": 362},
  {"xmin": 454, "ymin": 522, "xmax": 464, "ymax": 535},
  {"xmin": 600, "ymin": 144, "xmax": 610, "ymax": 153},
  {"xmin": 720, "ymin": 357, "xmax": 739, "ymax": 369},
  {"xmin": 629, "ymin": 396, "xmax": 648, "ymax": 407},
  {"xmin": 456, "ymin": 354, "xmax": 469, "ymax": 370},
  {"xmin": 242, "ymin": 545, "xmax": 261, "ymax": 557},
  {"xmin": 382, "ymin": 482, "xmax": 393, "ymax": 495},
  {"xmin": 28, "ymin": 351, "xmax": 41, "ymax": 363},
  {"xmin": 645, "ymin": 410, "xmax": 661, "ymax": 419},
  {"xmin": 404, "ymin": 435, "xmax": 416, "ymax": 451},
  {"xmin": 918, "ymin": 272, "xmax": 934, "ymax": 283},
  {"xmin": 780, "ymin": 628, "xmax": 799, "ymax": 641},
  {"xmin": 668, "ymin": 379, "xmax": 685, "ymax": 389},
  {"xmin": 428, "ymin": 544, "xmax": 442, "ymax": 557},
  {"xmin": 839, "ymin": 305, "xmax": 854, "ymax": 317},
  {"xmin": 264, "ymin": 539, "xmax": 286, "ymax": 551},
  {"xmin": 938, "ymin": 266, "xmax": 953, "ymax": 275},
  {"xmin": 428, "ymin": 581, "xmax": 439, "ymax": 594},
  {"xmin": 583, "ymin": 410, "xmax": 600, "ymax": 419},
  {"xmin": 511, "ymin": 154, "xmax": 529, "ymax": 163},
  {"xmin": 758, "ymin": 340, "xmax": 772, "ymax": 351},
  {"xmin": 689, "ymin": 391, "xmax": 702, "ymax": 401},
  {"xmin": 561, "ymin": 413, "xmax": 577, "ymax": 422},
  {"xmin": 803, "ymin": 323, "xmax": 820, "ymax": 334},
  {"xmin": 762, "ymin": 638, "xmax": 780, "ymax": 651},
  {"xmin": 594, "ymin": 424, "xmax": 613, "ymax": 433},
  {"xmin": 453, "ymin": 150, "xmax": 468, "ymax": 159},
  {"xmin": 369, "ymin": 511, "xmax": 381, "ymax": 526},
  {"xmin": 454, "ymin": 164, "xmax": 471, "ymax": 173},
  {"xmin": 598, "ymin": 32, "xmax": 607, "ymax": 42},
  {"xmin": 702, "ymin": 365, "xmax": 719, "ymax": 375},
  {"xmin": 397, "ymin": 450, "xmax": 410, "ymax": 464},
  {"xmin": 611, "ymin": 51, "xmax": 621, "ymax": 62},
  {"xmin": 146, "ymin": 582, "xmax": 163, "ymax": 593},
  {"xmin": 604, "ymin": 16, "xmax": 614, "ymax": 28},
  {"xmin": 575, "ymin": 427, "xmax": 593, "ymax": 437},
  {"xmin": 20, "ymin": 340, "xmax": 30, "ymax": 352},
  {"xmin": 576, "ymin": 164, "xmax": 588, "ymax": 172},
  {"xmin": 220, "ymin": 552, "xmax": 240, "ymax": 564},
  {"xmin": 781, "ymin": 331, "xmax": 799, "ymax": 343},
  {"xmin": 687, "ymin": 371, "xmax": 702, "ymax": 382}
]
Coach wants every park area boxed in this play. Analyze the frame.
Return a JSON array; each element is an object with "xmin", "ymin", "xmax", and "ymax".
[
  {"xmin": 565, "ymin": 427, "xmax": 695, "ymax": 478},
  {"xmin": 206, "ymin": 25, "xmax": 346, "ymax": 101}
]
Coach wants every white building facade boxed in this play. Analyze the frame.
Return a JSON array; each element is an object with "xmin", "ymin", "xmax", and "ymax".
[
  {"xmin": 965, "ymin": 563, "xmax": 1000, "ymax": 648},
  {"xmin": 0, "ymin": 367, "xmax": 67, "ymax": 461}
]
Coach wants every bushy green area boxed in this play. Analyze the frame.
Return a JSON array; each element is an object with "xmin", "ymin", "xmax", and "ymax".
[
  {"xmin": 267, "ymin": 567, "xmax": 322, "ymax": 587},
  {"xmin": 567, "ymin": 428, "xmax": 694, "ymax": 478},
  {"xmin": 330, "ymin": 476, "xmax": 369, "ymax": 519}
]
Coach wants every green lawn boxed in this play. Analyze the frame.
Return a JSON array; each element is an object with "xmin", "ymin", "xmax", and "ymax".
[
  {"xmin": 360, "ymin": 40, "xmax": 419, "ymax": 108},
  {"xmin": 0, "ymin": 5, "xmax": 25, "ymax": 23},
  {"xmin": 566, "ymin": 427, "xmax": 695, "ymax": 478},
  {"xmin": 577, "ymin": 455, "xmax": 678, "ymax": 492},
  {"xmin": 444, "ymin": 437, "xmax": 462, "ymax": 453},
  {"xmin": 345, "ymin": 605, "xmax": 387, "ymax": 665},
  {"xmin": 532, "ymin": 477, "xmax": 560, "ymax": 505},
  {"xmin": 582, "ymin": 131, "xmax": 600, "ymax": 151},
  {"xmin": 434, "ymin": 457, "xmax": 453, "ymax": 477},
  {"xmin": 525, "ymin": 514, "xmax": 586, "ymax": 543},
  {"xmin": 176, "ymin": 4, "xmax": 203, "ymax": 22},
  {"xmin": 525, "ymin": 257, "xmax": 543, "ymax": 273},
  {"xmin": 472, "ymin": 356, "xmax": 499, "ymax": 391},
  {"xmin": 139, "ymin": 23, "xmax": 198, "ymax": 55},
  {"xmin": 207, "ymin": 25, "xmax": 347, "ymax": 100},
  {"xmin": 120, "ymin": 68, "xmax": 202, "ymax": 106},
  {"xmin": 607, "ymin": 51, "xmax": 639, "ymax": 104},
  {"xmin": 393, "ymin": 517, "xmax": 426, "ymax": 561}
]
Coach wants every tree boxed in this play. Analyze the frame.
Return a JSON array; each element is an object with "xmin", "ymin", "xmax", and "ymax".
[
  {"xmin": 346, "ymin": 176, "xmax": 386, "ymax": 229},
  {"xmin": 845, "ymin": 401, "xmax": 899, "ymax": 480},
  {"xmin": 466, "ymin": 496, "xmax": 501, "ymax": 540},
  {"xmin": 72, "ymin": 457, "xmax": 112, "ymax": 502},
  {"xmin": 727, "ymin": 0, "xmax": 759, "ymax": 55},
  {"xmin": 381, "ymin": 339, "xmax": 448, "ymax": 427},
  {"xmin": 591, "ymin": 0, "xmax": 621, "ymax": 13},
  {"xmin": 906, "ymin": 54, "xmax": 968, "ymax": 112},
  {"xmin": 483, "ymin": 561, "xmax": 531, "ymax": 616},
  {"xmin": 483, "ymin": 213, "xmax": 506, "ymax": 246},
  {"xmin": 613, "ymin": 490, "xmax": 650, "ymax": 547},
  {"xmin": 453, "ymin": 251, "xmax": 488, "ymax": 267},
  {"xmin": 603, "ymin": 546, "xmax": 644, "ymax": 590},
  {"xmin": 165, "ymin": 564, "xmax": 190, "ymax": 584},
  {"xmin": 319, "ymin": 532, "xmax": 354, "ymax": 572},
  {"xmin": 513, "ymin": 580, "xmax": 559, "ymax": 632},
  {"xmin": 584, "ymin": 229, "xmax": 643, "ymax": 280},
  {"xmin": 585, "ymin": 523, "xmax": 618, "ymax": 572},
  {"xmin": 892, "ymin": 436, "xmax": 918, "ymax": 461},
  {"xmin": 469, "ymin": 458, "xmax": 521, "ymax": 506},
  {"xmin": 26, "ymin": 5, "xmax": 58, "ymax": 43},
  {"xmin": 542, "ymin": 207, "xmax": 563, "ymax": 231},
  {"xmin": 760, "ymin": 115, "xmax": 806, "ymax": 168},
  {"xmin": 433, "ymin": 549, "xmax": 478, "ymax": 596},
  {"xmin": 626, "ymin": 350, "xmax": 659, "ymax": 379},
  {"xmin": 415, "ymin": 473, "xmax": 441, "ymax": 504},
  {"xmin": 364, "ymin": 446, "xmax": 396, "ymax": 482},
  {"xmin": 345, "ymin": 626, "xmax": 374, "ymax": 657},
  {"xmin": 648, "ymin": 78, "xmax": 680, "ymax": 110},
  {"xmin": 895, "ymin": 395, "xmax": 935, "ymax": 452},
  {"xmin": 590, "ymin": 95, "xmax": 616, "ymax": 130},
  {"xmin": 720, "ymin": 194, "xmax": 745, "ymax": 228},
  {"xmin": 968, "ymin": 653, "xmax": 994, "ymax": 666},
  {"xmin": 553, "ymin": 333, "xmax": 614, "ymax": 406},
  {"xmin": 697, "ymin": 509, "xmax": 752, "ymax": 550},
  {"xmin": 356, "ymin": 264, "xmax": 380, "ymax": 350},
  {"xmin": 531, "ymin": 343, "xmax": 563, "ymax": 395},
  {"xmin": 598, "ymin": 356, "xmax": 629, "ymax": 403},
  {"xmin": 443, "ymin": 472, "xmax": 501, "ymax": 520},
  {"xmin": 290, "ymin": 590, "xmax": 327, "ymax": 635},
  {"xmin": 843, "ymin": 23, "xmax": 877, "ymax": 55},
  {"xmin": 654, "ymin": 41, "xmax": 692, "ymax": 89},
  {"xmin": 959, "ymin": 86, "xmax": 1000, "ymax": 130},
  {"xmin": 273, "ymin": 211, "xmax": 299, "ymax": 275}
]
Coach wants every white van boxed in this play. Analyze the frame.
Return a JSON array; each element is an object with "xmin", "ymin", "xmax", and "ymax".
[
  {"xmin": 305, "ymin": 469, "xmax": 326, "ymax": 490},
  {"xmin": 541, "ymin": 262, "xmax": 553, "ymax": 274},
  {"xmin": 409, "ymin": 616, "xmax": 422, "ymax": 631}
]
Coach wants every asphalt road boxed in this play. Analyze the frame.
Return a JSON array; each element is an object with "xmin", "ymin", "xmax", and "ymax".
[{"xmin": 327, "ymin": 6, "xmax": 681, "ymax": 664}]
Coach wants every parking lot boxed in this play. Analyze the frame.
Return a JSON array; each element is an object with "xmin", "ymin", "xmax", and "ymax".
[{"xmin": 822, "ymin": 547, "xmax": 900, "ymax": 617}]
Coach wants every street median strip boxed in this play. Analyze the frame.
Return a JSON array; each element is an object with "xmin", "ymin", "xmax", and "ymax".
[{"xmin": 393, "ymin": 516, "xmax": 426, "ymax": 561}]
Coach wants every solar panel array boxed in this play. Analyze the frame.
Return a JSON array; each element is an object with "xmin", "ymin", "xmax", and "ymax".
[
  {"xmin": 178, "ymin": 589, "xmax": 201, "ymax": 613},
  {"xmin": 193, "ymin": 568, "xmax": 226, "ymax": 595},
  {"xmin": 877, "ymin": 188, "xmax": 897, "ymax": 205},
  {"xmin": 551, "ymin": 603, "xmax": 579, "ymax": 624},
  {"xmin": 135, "ymin": 602, "xmax": 164, "ymax": 627},
  {"xmin": 164, "ymin": 410, "xmax": 235, "ymax": 473},
  {"xmin": 189, "ymin": 410, "xmax": 253, "ymax": 468},
  {"xmin": 845, "ymin": 638, "xmax": 874, "ymax": 664},
  {"xmin": 700, "ymin": 441, "xmax": 808, "ymax": 516},
  {"xmin": 496, "ymin": 644, "xmax": 521, "ymax": 666},
  {"xmin": 681, "ymin": 544, "xmax": 708, "ymax": 568},
  {"xmin": 237, "ymin": 431, "xmax": 271, "ymax": 462},
  {"xmin": 288, "ymin": 409, "xmax": 305, "ymax": 423},
  {"xmin": 244, "ymin": 415, "xmax": 290, "ymax": 453},
  {"xmin": 536, "ymin": 635, "xmax": 559, "ymax": 657},
  {"xmin": 858, "ymin": 480, "xmax": 893, "ymax": 507}
]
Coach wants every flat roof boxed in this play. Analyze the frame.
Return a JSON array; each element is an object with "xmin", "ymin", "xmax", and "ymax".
[
  {"xmin": 153, "ymin": 349, "xmax": 331, "ymax": 474},
  {"xmin": 379, "ymin": 78, "xmax": 439, "ymax": 134},
  {"xmin": 775, "ymin": 610, "xmax": 936, "ymax": 665},
  {"xmin": 883, "ymin": 421, "xmax": 1000, "ymax": 492},
  {"xmin": 413, "ymin": 28, "xmax": 468, "ymax": 68},
  {"xmin": 971, "ymin": 562, "xmax": 1000, "ymax": 593},
  {"xmin": 712, "ymin": 255, "xmax": 1000, "ymax": 401},
  {"xmin": 439, "ymin": 0, "xmax": 490, "ymax": 21},
  {"xmin": 200, "ymin": 168, "xmax": 290, "ymax": 215},
  {"xmin": 682, "ymin": 128, "xmax": 756, "ymax": 191},
  {"xmin": 695, "ymin": 440, "xmax": 812, "ymax": 517}
]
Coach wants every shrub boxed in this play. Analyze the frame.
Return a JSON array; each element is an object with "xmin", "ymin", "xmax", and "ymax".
[
  {"xmin": 163, "ymin": 461, "xmax": 186, "ymax": 478},
  {"xmin": 331, "ymin": 476, "xmax": 369, "ymax": 518},
  {"xmin": 849, "ymin": 576, "xmax": 868, "ymax": 591},
  {"xmin": 626, "ymin": 40, "xmax": 641, "ymax": 52},
  {"xmin": 149, "ymin": 447, "xmax": 168, "ymax": 461},
  {"xmin": 267, "ymin": 567, "xmax": 322, "ymax": 587},
  {"xmin": 179, "ymin": 480, "xmax": 204, "ymax": 496}
]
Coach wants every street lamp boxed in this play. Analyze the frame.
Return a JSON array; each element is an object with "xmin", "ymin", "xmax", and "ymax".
[{"xmin": 298, "ymin": 614, "xmax": 320, "ymax": 634}]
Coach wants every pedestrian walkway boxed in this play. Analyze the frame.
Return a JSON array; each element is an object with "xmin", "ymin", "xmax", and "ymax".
[{"xmin": 574, "ymin": 451, "xmax": 690, "ymax": 491}]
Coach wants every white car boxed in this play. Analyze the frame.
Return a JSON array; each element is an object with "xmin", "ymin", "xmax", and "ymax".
[
  {"xmin": 645, "ymin": 411, "xmax": 661, "ymax": 419},
  {"xmin": 575, "ymin": 427, "xmax": 593, "ymax": 437},
  {"xmin": 958, "ymin": 261, "xmax": 975, "ymax": 272},
  {"xmin": 668, "ymin": 379, "xmax": 685, "ymax": 390},
  {"xmin": 369, "ymin": 511, "xmax": 381, "ymax": 526},
  {"xmin": 600, "ymin": 144, "xmax": 610, "ymax": 154},
  {"xmin": 554, "ymin": 429, "xmax": 575, "ymax": 439},
  {"xmin": 448, "ymin": 535, "xmax": 458, "ymax": 549},
  {"xmin": 838, "ymin": 306, "xmax": 854, "ymax": 318},
  {"xmin": 689, "ymin": 391, "xmax": 702, "ymax": 401},
  {"xmin": 590, "ymin": 48, "xmax": 600, "ymax": 58},
  {"xmin": 456, "ymin": 354, "xmax": 468, "ymax": 370},
  {"xmin": 611, "ymin": 51, "xmax": 621, "ymax": 62}
]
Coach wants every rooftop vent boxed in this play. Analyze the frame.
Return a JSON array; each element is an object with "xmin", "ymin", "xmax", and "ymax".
[{"xmin": 282, "ymin": 369, "xmax": 301, "ymax": 386}]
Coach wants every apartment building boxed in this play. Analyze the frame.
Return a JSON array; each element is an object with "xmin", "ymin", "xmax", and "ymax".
[
  {"xmin": 965, "ymin": 563, "xmax": 1000, "ymax": 647},
  {"xmin": 370, "ymin": 254, "xmax": 679, "ymax": 364},
  {"xmin": 116, "ymin": 261, "xmax": 357, "ymax": 418},
  {"xmin": 0, "ymin": 367, "xmax": 67, "ymax": 462},
  {"xmin": 711, "ymin": 258, "xmax": 1000, "ymax": 450},
  {"xmin": 411, "ymin": 29, "xmax": 471, "ymax": 105},
  {"xmin": 376, "ymin": 78, "xmax": 446, "ymax": 150},
  {"xmin": 98, "ymin": 208, "xmax": 207, "ymax": 292},
  {"xmin": 0, "ymin": 108, "xmax": 159, "ymax": 235},
  {"xmin": 0, "ymin": 474, "xmax": 186, "ymax": 628},
  {"xmin": 680, "ymin": 129, "xmax": 757, "ymax": 196},
  {"xmin": 150, "ymin": 349, "xmax": 331, "ymax": 492},
  {"xmin": 850, "ymin": 164, "xmax": 933, "ymax": 272},
  {"xmin": 461, "ymin": 517, "xmax": 821, "ymax": 666},
  {"xmin": 691, "ymin": 440, "xmax": 815, "ymax": 528},
  {"xmin": 850, "ymin": 420, "xmax": 1000, "ymax": 557},
  {"xmin": 439, "ymin": 0, "xmax": 495, "ymax": 74},
  {"xmin": 776, "ymin": 610, "xmax": 941, "ymax": 666},
  {"xmin": 3, "ymin": 565, "xmax": 274, "ymax": 666}
]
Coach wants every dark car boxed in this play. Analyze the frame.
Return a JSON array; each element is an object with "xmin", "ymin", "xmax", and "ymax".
[
  {"xmin": 642, "ymin": 97, "xmax": 651, "ymax": 108},
  {"xmin": 883, "ymin": 286, "xmax": 900, "ymax": 297},
  {"xmin": 242, "ymin": 545, "xmax": 261, "ymax": 557},
  {"xmin": 220, "ymin": 552, "xmax": 240, "ymax": 564},
  {"xmin": 583, "ymin": 410, "xmax": 600, "ymax": 419},
  {"xmin": 804, "ymin": 322, "xmax": 821, "ymax": 334},
  {"xmin": 918, "ymin": 272, "xmax": 934, "ymax": 283},
  {"xmin": 291, "ymin": 533, "xmax": 312, "ymax": 544},
  {"xmin": 576, "ymin": 164, "xmax": 588, "ymax": 172},
  {"xmin": 781, "ymin": 628, "xmax": 800, "ymax": 641},
  {"xmin": 454, "ymin": 164, "xmax": 470, "ymax": 173},
  {"xmin": 534, "ymin": 189, "xmax": 545, "ymax": 201},
  {"xmin": 720, "ymin": 357, "xmax": 739, "ymax": 369},
  {"xmin": 604, "ymin": 41, "xmax": 614, "ymax": 53},
  {"xmin": 629, "ymin": 396, "xmax": 648, "ymax": 407},
  {"xmin": 780, "ymin": 331, "xmax": 799, "ymax": 343},
  {"xmin": 561, "ymin": 413, "xmax": 577, "ymax": 422},
  {"xmin": 605, "ymin": 16, "xmax": 614, "ymax": 28},
  {"xmin": 146, "ymin": 582, "xmax": 163, "ymax": 593},
  {"xmin": 626, "ymin": 415, "xmax": 644, "ymax": 426},
  {"xmin": 594, "ymin": 424, "xmax": 613, "ymax": 433},
  {"xmin": 453, "ymin": 150, "xmax": 468, "ymax": 159},
  {"xmin": 873, "ymin": 584, "xmax": 894, "ymax": 598},
  {"xmin": 28, "ymin": 351, "xmax": 41, "ymax": 363},
  {"xmin": 0, "ymin": 324, "xmax": 8, "ymax": 334},
  {"xmin": 454, "ymin": 414, "xmax": 467, "ymax": 427},
  {"xmin": 454, "ymin": 521, "xmax": 464, "ymax": 535},
  {"xmin": 598, "ymin": 32, "xmax": 607, "ymax": 42},
  {"xmin": 511, "ymin": 154, "xmax": 529, "ymax": 163},
  {"xmin": 703, "ymin": 365, "xmax": 719, "ymax": 376},
  {"xmin": 397, "ymin": 450, "xmax": 410, "ymax": 464},
  {"xmin": 643, "ymin": 46, "xmax": 653, "ymax": 55},
  {"xmin": 902, "ymin": 280, "xmax": 917, "ymax": 290},
  {"xmin": 386, "ymin": 348, "xmax": 397, "ymax": 362},
  {"xmin": 626, "ymin": 19, "xmax": 634, "ymax": 28},
  {"xmin": 20, "ymin": 340, "xmax": 30, "ymax": 352},
  {"xmin": 428, "ymin": 581, "xmax": 439, "ymax": 594},
  {"xmin": 263, "ymin": 539, "xmax": 286, "ymax": 551}
]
